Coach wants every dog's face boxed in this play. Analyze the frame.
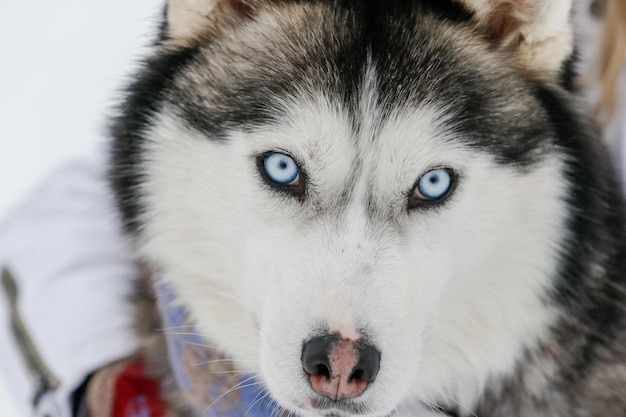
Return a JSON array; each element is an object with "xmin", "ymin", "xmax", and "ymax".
[{"xmin": 112, "ymin": 0, "xmax": 578, "ymax": 415}]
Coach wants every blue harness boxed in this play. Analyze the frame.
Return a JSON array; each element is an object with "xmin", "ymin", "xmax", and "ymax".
[{"xmin": 155, "ymin": 283, "xmax": 280, "ymax": 417}]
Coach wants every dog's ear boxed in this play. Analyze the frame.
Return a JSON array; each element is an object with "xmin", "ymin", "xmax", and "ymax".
[
  {"xmin": 459, "ymin": 0, "xmax": 573, "ymax": 75},
  {"xmin": 165, "ymin": 0, "xmax": 257, "ymax": 46}
]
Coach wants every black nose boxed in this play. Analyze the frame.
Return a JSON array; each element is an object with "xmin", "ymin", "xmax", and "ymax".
[{"xmin": 301, "ymin": 333, "xmax": 381, "ymax": 400}]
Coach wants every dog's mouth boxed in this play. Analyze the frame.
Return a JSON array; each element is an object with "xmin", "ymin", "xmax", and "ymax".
[
  {"xmin": 312, "ymin": 410, "xmax": 389, "ymax": 417},
  {"xmin": 309, "ymin": 397, "xmax": 370, "ymax": 415},
  {"xmin": 298, "ymin": 396, "xmax": 390, "ymax": 417},
  {"xmin": 311, "ymin": 407, "xmax": 392, "ymax": 417}
]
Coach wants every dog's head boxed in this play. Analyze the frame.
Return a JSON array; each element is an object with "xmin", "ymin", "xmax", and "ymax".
[{"xmin": 111, "ymin": 0, "xmax": 591, "ymax": 415}]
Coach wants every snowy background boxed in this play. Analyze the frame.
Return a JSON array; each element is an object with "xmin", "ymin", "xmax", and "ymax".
[{"xmin": 0, "ymin": 1, "xmax": 159, "ymax": 415}]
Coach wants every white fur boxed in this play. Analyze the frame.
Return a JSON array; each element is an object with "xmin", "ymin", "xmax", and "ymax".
[{"xmin": 139, "ymin": 64, "xmax": 569, "ymax": 416}]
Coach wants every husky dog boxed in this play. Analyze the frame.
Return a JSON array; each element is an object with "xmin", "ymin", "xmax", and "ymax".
[{"xmin": 109, "ymin": 0, "xmax": 626, "ymax": 416}]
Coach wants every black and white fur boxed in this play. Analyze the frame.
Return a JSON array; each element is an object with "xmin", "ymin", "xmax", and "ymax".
[{"xmin": 109, "ymin": 0, "xmax": 626, "ymax": 416}]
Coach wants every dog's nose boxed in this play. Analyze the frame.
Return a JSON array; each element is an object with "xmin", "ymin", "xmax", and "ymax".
[{"xmin": 301, "ymin": 333, "xmax": 380, "ymax": 400}]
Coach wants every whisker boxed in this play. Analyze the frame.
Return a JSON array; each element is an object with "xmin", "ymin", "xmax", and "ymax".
[
  {"xmin": 160, "ymin": 323, "xmax": 261, "ymax": 342},
  {"xmin": 436, "ymin": 392, "xmax": 478, "ymax": 417},
  {"xmin": 161, "ymin": 331, "xmax": 206, "ymax": 337},
  {"xmin": 159, "ymin": 325, "xmax": 196, "ymax": 331},
  {"xmin": 181, "ymin": 340, "xmax": 258, "ymax": 356},
  {"xmin": 200, "ymin": 369, "xmax": 258, "ymax": 375},
  {"xmin": 205, "ymin": 376, "xmax": 262, "ymax": 411},
  {"xmin": 244, "ymin": 390, "xmax": 272, "ymax": 416},
  {"xmin": 421, "ymin": 400, "xmax": 450, "ymax": 417},
  {"xmin": 158, "ymin": 331, "xmax": 258, "ymax": 357},
  {"xmin": 269, "ymin": 402, "xmax": 287, "ymax": 417},
  {"xmin": 211, "ymin": 290, "xmax": 251, "ymax": 305},
  {"xmin": 195, "ymin": 358, "xmax": 257, "ymax": 366}
]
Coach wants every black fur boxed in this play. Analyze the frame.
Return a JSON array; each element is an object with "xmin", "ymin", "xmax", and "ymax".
[
  {"xmin": 474, "ymin": 84, "xmax": 626, "ymax": 416},
  {"xmin": 109, "ymin": 46, "xmax": 200, "ymax": 234}
]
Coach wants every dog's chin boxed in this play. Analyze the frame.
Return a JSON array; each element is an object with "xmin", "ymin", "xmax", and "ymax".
[
  {"xmin": 290, "ymin": 397, "xmax": 394, "ymax": 417},
  {"xmin": 316, "ymin": 412, "xmax": 391, "ymax": 417},
  {"xmin": 295, "ymin": 408, "xmax": 393, "ymax": 417}
]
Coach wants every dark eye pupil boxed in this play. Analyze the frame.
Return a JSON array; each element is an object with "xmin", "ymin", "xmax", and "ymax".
[
  {"xmin": 279, "ymin": 161, "xmax": 287, "ymax": 169},
  {"xmin": 429, "ymin": 176, "xmax": 439, "ymax": 184}
]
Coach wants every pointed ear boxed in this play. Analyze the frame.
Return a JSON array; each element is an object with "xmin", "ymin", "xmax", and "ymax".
[
  {"xmin": 165, "ymin": 0, "xmax": 256, "ymax": 46},
  {"xmin": 459, "ymin": 0, "xmax": 574, "ymax": 75}
]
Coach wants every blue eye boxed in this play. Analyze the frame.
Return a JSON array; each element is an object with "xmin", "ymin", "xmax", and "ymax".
[
  {"xmin": 263, "ymin": 153, "xmax": 300, "ymax": 186},
  {"xmin": 416, "ymin": 169, "xmax": 453, "ymax": 200}
]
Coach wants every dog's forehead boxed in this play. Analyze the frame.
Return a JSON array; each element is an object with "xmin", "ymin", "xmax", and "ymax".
[
  {"xmin": 170, "ymin": 0, "xmax": 552, "ymax": 166},
  {"xmin": 256, "ymin": 89, "xmax": 468, "ymax": 209},
  {"xmin": 176, "ymin": 1, "xmax": 477, "ymax": 121}
]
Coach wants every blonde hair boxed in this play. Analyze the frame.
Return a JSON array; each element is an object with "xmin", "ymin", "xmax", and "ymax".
[{"xmin": 597, "ymin": 0, "xmax": 626, "ymax": 123}]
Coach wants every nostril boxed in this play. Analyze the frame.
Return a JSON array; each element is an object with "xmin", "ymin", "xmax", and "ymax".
[
  {"xmin": 314, "ymin": 363, "xmax": 331, "ymax": 379},
  {"xmin": 354, "ymin": 340, "xmax": 381, "ymax": 382},
  {"xmin": 348, "ymin": 368, "xmax": 364, "ymax": 382},
  {"xmin": 302, "ymin": 335, "xmax": 334, "ymax": 377}
]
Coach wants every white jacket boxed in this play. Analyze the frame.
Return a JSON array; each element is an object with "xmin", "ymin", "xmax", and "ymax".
[{"xmin": 0, "ymin": 157, "xmax": 138, "ymax": 417}]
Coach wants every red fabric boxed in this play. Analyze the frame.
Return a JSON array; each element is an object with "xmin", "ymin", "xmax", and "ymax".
[{"xmin": 112, "ymin": 361, "xmax": 167, "ymax": 417}]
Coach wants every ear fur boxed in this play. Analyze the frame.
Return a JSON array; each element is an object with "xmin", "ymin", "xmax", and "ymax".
[
  {"xmin": 166, "ymin": 0, "xmax": 256, "ymax": 47},
  {"xmin": 459, "ymin": 0, "xmax": 574, "ymax": 76}
]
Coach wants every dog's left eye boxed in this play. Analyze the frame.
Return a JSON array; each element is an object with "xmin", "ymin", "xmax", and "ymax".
[{"xmin": 409, "ymin": 168, "xmax": 454, "ymax": 208}]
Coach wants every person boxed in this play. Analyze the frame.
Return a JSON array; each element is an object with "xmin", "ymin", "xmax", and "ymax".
[
  {"xmin": 0, "ymin": 1, "xmax": 624, "ymax": 416},
  {"xmin": 0, "ymin": 156, "xmax": 139, "ymax": 417}
]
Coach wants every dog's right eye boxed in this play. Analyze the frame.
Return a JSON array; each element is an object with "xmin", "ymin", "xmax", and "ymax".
[
  {"xmin": 263, "ymin": 153, "xmax": 299, "ymax": 185},
  {"xmin": 258, "ymin": 152, "xmax": 304, "ymax": 196},
  {"xmin": 408, "ymin": 168, "xmax": 455, "ymax": 209}
]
